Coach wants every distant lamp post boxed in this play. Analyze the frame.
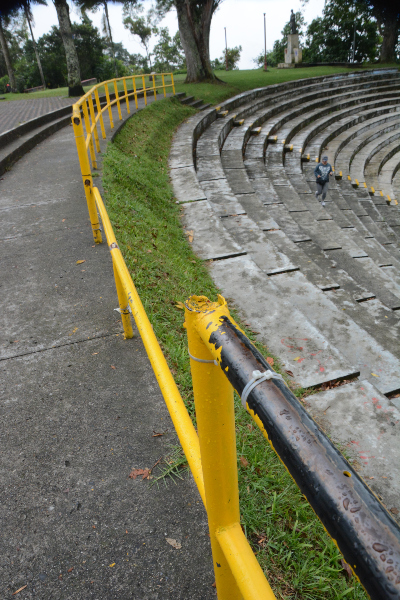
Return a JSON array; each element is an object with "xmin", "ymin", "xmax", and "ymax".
[
  {"xmin": 263, "ymin": 12, "xmax": 268, "ymax": 71},
  {"xmin": 225, "ymin": 27, "xmax": 228, "ymax": 70}
]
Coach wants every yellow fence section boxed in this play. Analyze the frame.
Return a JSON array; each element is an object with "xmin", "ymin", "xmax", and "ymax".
[
  {"xmin": 71, "ymin": 73, "xmax": 175, "ymax": 244},
  {"xmin": 72, "ymin": 76, "xmax": 277, "ymax": 600}
]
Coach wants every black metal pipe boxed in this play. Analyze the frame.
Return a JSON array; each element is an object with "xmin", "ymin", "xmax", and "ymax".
[{"xmin": 207, "ymin": 315, "xmax": 400, "ymax": 600}]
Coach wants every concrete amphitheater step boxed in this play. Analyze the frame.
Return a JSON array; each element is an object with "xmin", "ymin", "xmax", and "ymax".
[
  {"xmin": 305, "ymin": 379, "xmax": 400, "ymax": 516},
  {"xmin": 349, "ymin": 119, "xmax": 400, "ymax": 182},
  {"xmin": 210, "ymin": 255, "xmax": 359, "ymax": 389}
]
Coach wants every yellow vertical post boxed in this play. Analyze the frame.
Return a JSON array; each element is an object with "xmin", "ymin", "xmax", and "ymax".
[
  {"xmin": 152, "ymin": 72, "xmax": 157, "ymax": 100},
  {"xmin": 71, "ymin": 108, "xmax": 102, "ymax": 244},
  {"xmin": 132, "ymin": 76, "xmax": 138, "ymax": 109},
  {"xmin": 94, "ymin": 88, "xmax": 106, "ymax": 139},
  {"xmin": 123, "ymin": 78, "xmax": 130, "ymax": 114},
  {"xmin": 112, "ymin": 260, "xmax": 134, "ymax": 339},
  {"xmin": 105, "ymin": 83, "xmax": 114, "ymax": 129},
  {"xmin": 81, "ymin": 100, "xmax": 97, "ymax": 169},
  {"xmin": 185, "ymin": 296, "xmax": 242, "ymax": 600},
  {"xmin": 142, "ymin": 75, "xmax": 147, "ymax": 106},
  {"xmin": 87, "ymin": 94, "xmax": 100, "ymax": 153},
  {"xmin": 171, "ymin": 73, "xmax": 175, "ymax": 95},
  {"xmin": 113, "ymin": 79, "xmax": 122, "ymax": 121},
  {"xmin": 161, "ymin": 73, "xmax": 166, "ymax": 97}
]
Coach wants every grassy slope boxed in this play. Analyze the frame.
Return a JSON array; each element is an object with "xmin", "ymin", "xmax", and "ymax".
[{"xmin": 102, "ymin": 96, "xmax": 368, "ymax": 600}]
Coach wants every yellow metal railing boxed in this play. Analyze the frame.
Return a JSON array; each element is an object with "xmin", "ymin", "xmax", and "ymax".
[
  {"xmin": 72, "ymin": 76, "xmax": 277, "ymax": 599},
  {"xmin": 71, "ymin": 73, "xmax": 175, "ymax": 244}
]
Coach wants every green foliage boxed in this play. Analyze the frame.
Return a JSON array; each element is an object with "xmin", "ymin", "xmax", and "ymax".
[
  {"xmin": 212, "ymin": 45, "xmax": 242, "ymax": 70},
  {"xmin": 303, "ymin": 0, "xmax": 380, "ymax": 63},
  {"xmin": 0, "ymin": 74, "xmax": 10, "ymax": 93},
  {"xmin": 153, "ymin": 27, "xmax": 185, "ymax": 71},
  {"xmin": 123, "ymin": 4, "xmax": 159, "ymax": 69}
]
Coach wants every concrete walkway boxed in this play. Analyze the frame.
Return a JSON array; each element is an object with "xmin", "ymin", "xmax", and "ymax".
[
  {"xmin": 0, "ymin": 97, "xmax": 75, "ymax": 135},
  {"xmin": 0, "ymin": 100, "xmax": 215, "ymax": 598}
]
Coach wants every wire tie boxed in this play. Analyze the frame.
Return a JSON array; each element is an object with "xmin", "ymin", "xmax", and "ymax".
[
  {"xmin": 241, "ymin": 369, "xmax": 283, "ymax": 410},
  {"xmin": 188, "ymin": 350, "xmax": 218, "ymax": 366}
]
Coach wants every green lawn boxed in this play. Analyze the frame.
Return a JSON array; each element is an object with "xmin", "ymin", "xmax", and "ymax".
[
  {"xmin": 101, "ymin": 96, "xmax": 369, "ymax": 600},
  {"xmin": 1, "ymin": 63, "xmax": 397, "ymax": 104}
]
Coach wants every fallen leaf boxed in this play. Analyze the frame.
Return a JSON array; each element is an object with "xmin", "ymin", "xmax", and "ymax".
[
  {"xmin": 109, "ymin": 563, "xmax": 116, "ymax": 567},
  {"xmin": 147, "ymin": 249, "xmax": 152, "ymax": 253},
  {"xmin": 111, "ymin": 365, "xmax": 116, "ymax": 369},
  {"xmin": 152, "ymin": 432, "xmax": 164, "ymax": 437},
  {"xmin": 212, "ymin": 581, "xmax": 216, "ymax": 588},
  {"xmin": 285, "ymin": 370, "xmax": 294, "ymax": 377},
  {"xmin": 12, "ymin": 586, "xmax": 27, "ymax": 595},
  {"xmin": 266, "ymin": 357, "xmax": 274, "ymax": 366},
  {"xmin": 340, "ymin": 559, "xmax": 353, "ymax": 579},
  {"xmin": 76, "ymin": 260, "xmax": 86, "ymax": 265},
  {"xmin": 166, "ymin": 538, "xmax": 182, "ymax": 549},
  {"xmin": 240, "ymin": 456, "xmax": 249, "ymax": 468},
  {"xmin": 67, "ymin": 567, "xmax": 74, "ymax": 573},
  {"xmin": 129, "ymin": 468, "xmax": 150, "ymax": 480},
  {"xmin": 293, "ymin": 356, "xmax": 301, "ymax": 362},
  {"xmin": 371, "ymin": 373, "xmax": 379, "ymax": 377},
  {"xmin": 390, "ymin": 507, "xmax": 399, "ymax": 515},
  {"xmin": 175, "ymin": 301, "xmax": 185, "ymax": 310},
  {"xmin": 58, "ymin": 575, "xmax": 63, "ymax": 580}
]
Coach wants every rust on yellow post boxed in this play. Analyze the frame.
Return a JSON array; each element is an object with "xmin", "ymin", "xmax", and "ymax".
[
  {"xmin": 81, "ymin": 100, "xmax": 97, "ymax": 169},
  {"xmin": 132, "ymin": 76, "xmax": 138, "ymax": 109},
  {"xmin": 185, "ymin": 295, "xmax": 278, "ymax": 600},
  {"xmin": 71, "ymin": 110, "xmax": 102, "ymax": 244},
  {"xmin": 104, "ymin": 83, "xmax": 114, "ymax": 129},
  {"xmin": 87, "ymin": 94, "xmax": 100, "ymax": 153},
  {"xmin": 142, "ymin": 75, "xmax": 147, "ymax": 105},
  {"xmin": 94, "ymin": 88, "xmax": 106, "ymax": 139},
  {"xmin": 185, "ymin": 295, "xmax": 241, "ymax": 600},
  {"xmin": 123, "ymin": 78, "xmax": 130, "ymax": 114},
  {"xmin": 113, "ymin": 79, "xmax": 122, "ymax": 121}
]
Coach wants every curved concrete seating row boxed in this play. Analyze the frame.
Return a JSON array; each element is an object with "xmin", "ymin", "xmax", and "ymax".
[{"xmin": 169, "ymin": 68, "xmax": 400, "ymax": 516}]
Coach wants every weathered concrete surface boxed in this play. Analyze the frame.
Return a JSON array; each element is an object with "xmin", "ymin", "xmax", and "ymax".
[
  {"xmin": 210, "ymin": 255, "xmax": 359, "ymax": 388},
  {"xmin": 269, "ymin": 270, "xmax": 400, "ymax": 393},
  {"xmin": 181, "ymin": 200, "xmax": 244, "ymax": 260},
  {"xmin": 0, "ymin": 105, "xmax": 215, "ymax": 599},
  {"xmin": 305, "ymin": 380, "xmax": 400, "ymax": 522},
  {"xmin": 169, "ymin": 166, "xmax": 207, "ymax": 203}
]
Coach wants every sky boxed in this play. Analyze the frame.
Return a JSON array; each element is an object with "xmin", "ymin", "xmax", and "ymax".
[{"xmin": 30, "ymin": 0, "xmax": 326, "ymax": 70}]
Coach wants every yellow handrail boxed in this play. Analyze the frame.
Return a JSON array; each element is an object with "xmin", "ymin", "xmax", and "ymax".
[{"xmin": 72, "ymin": 75, "xmax": 278, "ymax": 599}]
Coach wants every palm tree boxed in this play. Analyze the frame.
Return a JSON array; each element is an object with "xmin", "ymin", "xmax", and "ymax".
[
  {"xmin": 53, "ymin": 0, "xmax": 84, "ymax": 96},
  {"xmin": 21, "ymin": 0, "xmax": 47, "ymax": 89},
  {"xmin": 77, "ymin": 0, "xmax": 123, "ymax": 78}
]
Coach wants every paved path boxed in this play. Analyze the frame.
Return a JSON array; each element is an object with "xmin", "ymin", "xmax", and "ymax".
[
  {"xmin": 0, "ymin": 99, "xmax": 214, "ymax": 598},
  {"xmin": 0, "ymin": 97, "xmax": 75, "ymax": 134}
]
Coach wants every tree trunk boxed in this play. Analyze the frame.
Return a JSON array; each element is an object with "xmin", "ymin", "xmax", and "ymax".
[
  {"xmin": 53, "ymin": 0, "xmax": 84, "ymax": 97},
  {"xmin": 379, "ymin": 16, "xmax": 399, "ymax": 63},
  {"xmin": 175, "ymin": 0, "xmax": 216, "ymax": 83},
  {"xmin": 0, "ymin": 16, "xmax": 17, "ymax": 92},
  {"xmin": 104, "ymin": 1, "xmax": 118, "ymax": 78},
  {"xmin": 24, "ymin": 4, "xmax": 46, "ymax": 90}
]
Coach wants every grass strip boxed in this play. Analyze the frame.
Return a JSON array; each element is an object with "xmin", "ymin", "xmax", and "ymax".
[{"xmin": 102, "ymin": 96, "xmax": 368, "ymax": 600}]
